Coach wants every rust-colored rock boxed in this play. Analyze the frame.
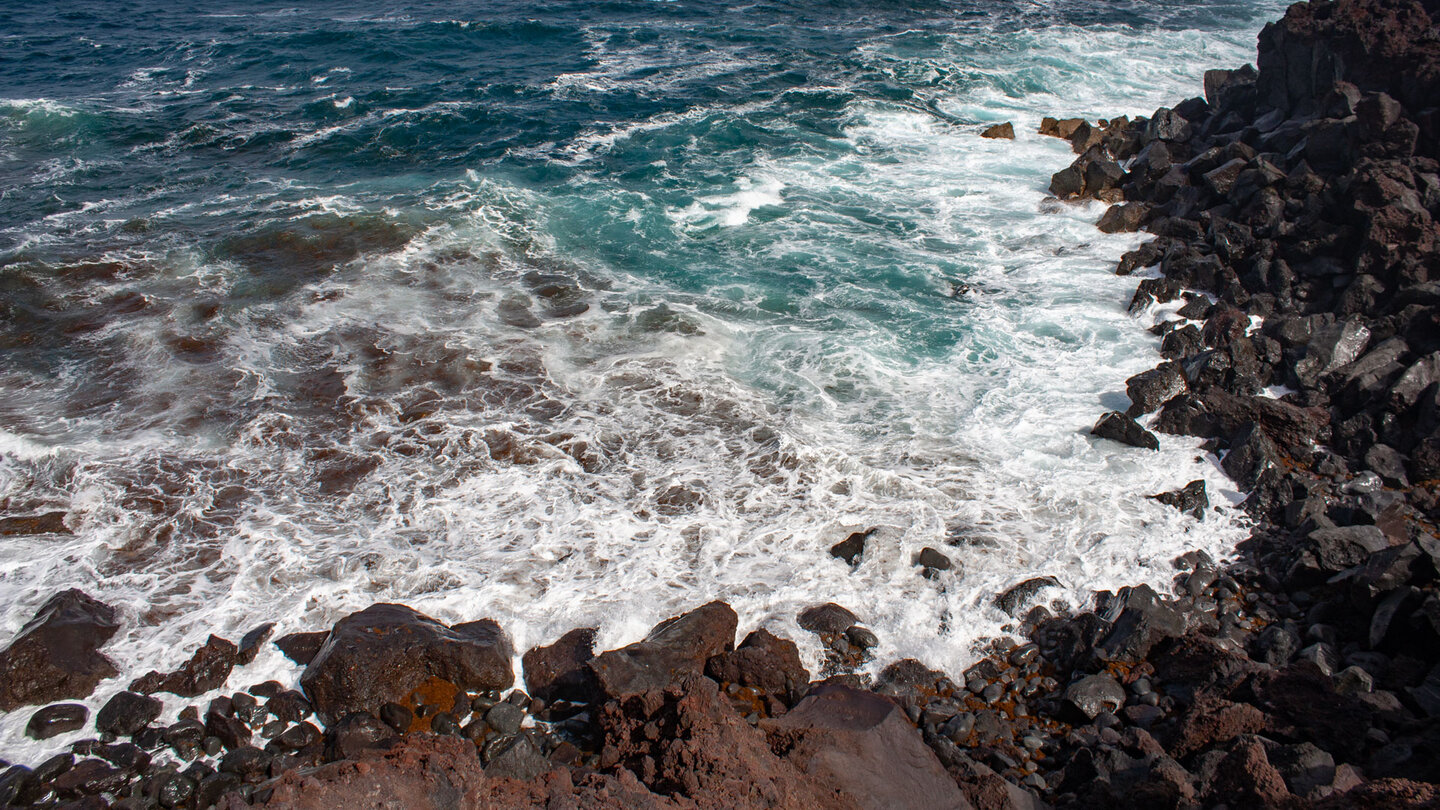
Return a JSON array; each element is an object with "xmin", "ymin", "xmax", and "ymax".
[
  {"xmin": 299, "ymin": 603, "xmax": 513, "ymax": 724},
  {"xmin": 762, "ymin": 683, "xmax": 972, "ymax": 810},
  {"xmin": 706, "ymin": 628, "xmax": 810, "ymax": 705}
]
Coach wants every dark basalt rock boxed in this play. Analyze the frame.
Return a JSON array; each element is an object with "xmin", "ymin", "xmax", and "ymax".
[
  {"xmin": 236, "ymin": 623, "xmax": 275, "ymax": 666},
  {"xmin": 0, "ymin": 590, "xmax": 120, "ymax": 711},
  {"xmin": 325, "ymin": 712, "xmax": 395, "ymax": 761},
  {"xmin": 522, "ymin": 627, "xmax": 598, "ymax": 704},
  {"xmin": 914, "ymin": 546, "xmax": 953, "ymax": 576},
  {"xmin": 706, "ymin": 628, "xmax": 811, "ymax": 703},
  {"xmin": 995, "ymin": 576, "xmax": 1061, "ymax": 617},
  {"xmin": 588, "ymin": 601, "xmax": 737, "ymax": 699},
  {"xmin": 797, "ymin": 603, "xmax": 858, "ymax": 635},
  {"xmin": 1094, "ymin": 584, "xmax": 1186, "ymax": 664},
  {"xmin": 1126, "ymin": 363, "xmax": 1188, "ymax": 417},
  {"xmin": 95, "ymin": 691, "xmax": 162, "ymax": 737},
  {"xmin": 1091, "ymin": 411, "xmax": 1161, "ymax": 450},
  {"xmin": 1097, "ymin": 202, "xmax": 1152, "ymax": 233},
  {"xmin": 299, "ymin": 603, "xmax": 513, "ymax": 724},
  {"xmin": 274, "ymin": 631, "xmax": 329, "ymax": 667},
  {"xmin": 1063, "ymin": 674, "xmax": 1126, "ymax": 721},
  {"xmin": 26, "ymin": 703, "xmax": 88, "ymax": 740},
  {"xmin": 1150, "ymin": 479, "xmax": 1208, "ymax": 519},
  {"xmin": 829, "ymin": 528, "xmax": 874, "ymax": 567},
  {"xmin": 130, "ymin": 634, "xmax": 237, "ymax": 697}
]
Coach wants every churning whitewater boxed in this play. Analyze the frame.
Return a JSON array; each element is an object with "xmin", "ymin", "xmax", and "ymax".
[{"xmin": 0, "ymin": 0, "xmax": 1284, "ymax": 758}]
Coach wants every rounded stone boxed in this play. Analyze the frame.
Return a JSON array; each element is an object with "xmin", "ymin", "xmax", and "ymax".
[
  {"xmin": 26, "ymin": 704, "xmax": 88, "ymax": 741},
  {"xmin": 485, "ymin": 702, "xmax": 524, "ymax": 735}
]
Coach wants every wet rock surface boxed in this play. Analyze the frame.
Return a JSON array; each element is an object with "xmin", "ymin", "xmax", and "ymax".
[{"xmin": 0, "ymin": 590, "xmax": 120, "ymax": 712}]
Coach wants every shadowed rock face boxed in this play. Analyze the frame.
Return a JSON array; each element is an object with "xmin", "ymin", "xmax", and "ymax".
[
  {"xmin": 299, "ymin": 603, "xmax": 513, "ymax": 724},
  {"xmin": 0, "ymin": 589, "xmax": 120, "ymax": 711}
]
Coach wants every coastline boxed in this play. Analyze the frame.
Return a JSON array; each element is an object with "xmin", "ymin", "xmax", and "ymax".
[{"xmin": 1, "ymin": 0, "xmax": 1438, "ymax": 807}]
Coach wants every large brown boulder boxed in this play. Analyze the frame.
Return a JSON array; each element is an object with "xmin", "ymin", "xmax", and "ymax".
[
  {"xmin": 762, "ymin": 683, "xmax": 973, "ymax": 810},
  {"xmin": 589, "ymin": 601, "xmax": 737, "ymax": 699},
  {"xmin": 299, "ymin": 604, "xmax": 513, "ymax": 725},
  {"xmin": 0, "ymin": 589, "xmax": 120, "ymax": 711}
]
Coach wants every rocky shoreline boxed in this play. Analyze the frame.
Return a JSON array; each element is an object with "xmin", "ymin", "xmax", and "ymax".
[{"xmin": 2, "ymin": 0, "xmax": 1439, "ymax": 807}]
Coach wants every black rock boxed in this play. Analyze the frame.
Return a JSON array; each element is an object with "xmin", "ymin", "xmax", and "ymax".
[
  {"xmin": 273, "ymin": 631, "xmax": 329, "ymax": 667},
  {"xmin": 483, "ymin": 732, "xmax": 551, "ymax": 780},
  {"xmin": 325, "ymin": 712, "xmax": 393, "ymax": 761},
  {"xmin": 218, "ymin": 746, "xmax": 271, "ymax": 783},
  {"xmin": 1064, "ymin": 674, "xmax": 1126, "ymax": 721},
  {"xmin": 26, "ymin": 703, "xmax": 88, "ymax": 740},
  {"xmin": 275, "ymin": 721, "xmax": 321, "ymax": 751},
  {"xmin": 1094, "ymin": 584, "xmax": 1185, "ymax": 664},
  {"xmin": 96, "ymin": 691, "xmax": 162, "ymax": 737},
  {"xmin": 265, "ymin": 690, "xmax": 312, "ymax": 724},
  {"xmin": 1126, "ymin": 363, "xmax": 1187, "ymax": 417},
  {"xmin": 157, "ymin": 773, "xmax": 197, "ymax": 810},
  {"xmin": 1091, "ymin": 411, "xmax": 1161, "ymax": 450},
  {"xmin": 914, "ymin": 547, "xmax": 953, "ymax": 578},
  {"xmin": 830, "ymin": 528, "xmax": 874, "ymax": 567},
  {"xmin": 797, "ymin": 603, "xmax": 858, "ymax": 635},
  {"xmin": 1150, "ymin": 480, "xmax": 1208, "ymax": 520},
  {"xmin": 485, "ymin": 701, "xmax": 525, "ymax": 735},
  {"xmin": 0, "ymin": 590, "xmax": 120, "ymax": 711},
  {"xmin": 300, "ymin": 603, "xmax": 513, "ymax": 724},
  {"xmin": 1250, "ymin": 623, "xmax": 1300, "ymax": 667},
  {"xmin": 995, "ymin": 576, "xmax": 1061, "ymax": 617},
  {"xmin": 129, "ymin": 635, "xmax": 237, "ymax": 698},
  {"xmin": 521, "ymin": 627, "xmax": 598, "ymax": 705},
  {"xmin": 236, "ymin": 623, "xmax": 275, "ymax": 666},
  {"xmin": 378, "ymin": 702, "xmax": 412, "ymax": 734}
]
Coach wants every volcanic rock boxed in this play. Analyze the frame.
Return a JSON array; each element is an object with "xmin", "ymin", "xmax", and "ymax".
[
  {"xmin": 1150, "ymin": 479, "xmax": 1208, "ymax": 519},
  {"xmin": 1091, "ymin": 411, "xmax": 1160, "ymax": 450},
  {"xmin": 0, "ymin": 590, "xmax": 120, "ymax": 711},
  {"xmin": 588, "ymin": 601, "xmax": 737, "ymax": 699},
  {"xmin": 705, "ymin": 628, "xmax": 810, "ymax": 703},
  {"xmin": 95, "ymin": 691, "xmax": 162, "ymax": 737},
  {"xmin": 522, "ymin": 627, "xmax": 597, "ymax": 704},
  {"xmin": 762, "ymin": 683, "xmax": 971, "ymax": 809},
  {"xmin": 130, "ymin": 634, "xmax": 238, "ymax": 697},
  {"xmin": 981, "ymin": 122, "xmax": 1015, "ymax": 139},
  {"xmin": 274, "ymin": 631, "xmax": 329, "ymax": 667},
  {"xmin": 299, "ymin": 603, "xmax": 513, "ymax": 724},
  {"xmin": 25, "ymin": 703, "xmax": 88, "ymax": 740}
]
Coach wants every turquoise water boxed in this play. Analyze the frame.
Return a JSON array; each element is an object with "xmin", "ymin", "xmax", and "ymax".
[{"xmin": 0, "ymin": 0, "xmax": 1283, "ymax": 758}]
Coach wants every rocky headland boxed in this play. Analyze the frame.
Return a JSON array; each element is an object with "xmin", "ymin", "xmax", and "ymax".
[{"xmin": 2, "ymin": 0, "xmax": 1439, "ymax": 807}]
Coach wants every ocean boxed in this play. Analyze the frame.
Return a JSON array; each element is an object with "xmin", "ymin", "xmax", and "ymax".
[{"xmin": 0, "ymin": 0, "xmax": 1283, "ymax": 758}]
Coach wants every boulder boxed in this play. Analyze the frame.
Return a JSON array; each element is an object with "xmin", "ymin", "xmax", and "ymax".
[
  {"xmin": 1150, "ymin": 480, "xmax": 1208, "ymax": 519},
  {"xmin": 130, "ymin": 635, "xmax": 237, "ymax": 697},
  {"xmin": 994, "ymin": 576, "xmax": 1061, "ymax": 617},
  {"xmin": 829, "ymin": 528, "xmax": 873, "ymax": 567},
  {"xmin": 762, "ymin": 684, "xmax": 972, "ymax": 809},
  {"xmin": 274, "ymin": 631, "xmax": 329, "ymax": 667},
  {"xmin": 705, "ymin": 628, "xmax": 811, "ymax": 703},
  {"xmin": 1063, "ymin": 674, "xmax": 1126, "ymax": 721},
  {"xmin": 522, "ymin": 627, "xmax": 598, "ymax": 704},
  {"xmin": 1208, "ymin": 736, "xmax": 1291, "ymax": 806},
  {"xmin": 798, "ymin": 603, "xmax": 858, "ymax": 635},
  {"xmin": 95, "ymin": 691, "xmax": 163, "ymax": 737},
  {"xmin": 0, "ymin": 590, "xmax": 120, "ymax": 711},
  {"xmin": 1221, "ymin": 422, "xmax": 1282, "ymax": 490},
  {"xmin": 1126, "ymin": 363, "xmax": 1187, "ymax": 417},
  {"xmin": 1298, "ymin": 525, "xmax": 1390, "ymax": 574},
  {"xmin": 588, "ymin": 601, "xmax": 737, "ymax": 699},
  {"xmin": 236, "ymin": 623, "xmax": 274, "ymax": 666},
  {"xmin": 914, "ymin": 547, "xmax": 953, "ymax": 576},
  {"xmin": 25, "ymin": 704, "xmax": 88, "ymax": 740},
  {"xmin": 1295, "ymin": 320, "xmax": 1370, "ymax": 388},
  {"xmin": 299, "ymin": 603, "xmax": 514, "ymax": 724},
  {"xmin": 1091, "ymin": 411, "xmax": 1160, "ymax": 450},
  {"xmin": 1097, "ymin": 202, "xmax": 1151, "ymax": 233},
  {"xmin": 980, "ymin": 122, "xmax": 1015, "ymax": 139},
  {"xmin": 1094, "ymin": 584, "xmax": 1186, "ymax": 664},
  {"xmin": 1144, "ymin": 108, "xmax": 1192, "ymax": 143}
]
